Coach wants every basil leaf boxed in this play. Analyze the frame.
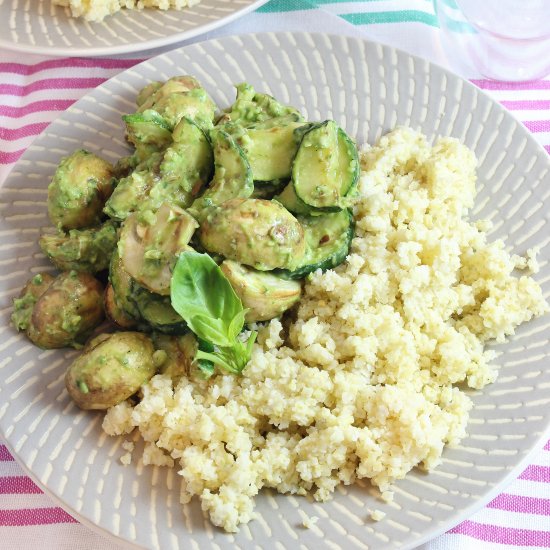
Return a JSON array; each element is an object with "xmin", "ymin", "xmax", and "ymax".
[
  {"xmin": 171, "ymin": 251, "xmax": 242, "ymax": 333},
  {"xmin": 190, "ymin": 315, "xmax": 232, "ymax": 347}
]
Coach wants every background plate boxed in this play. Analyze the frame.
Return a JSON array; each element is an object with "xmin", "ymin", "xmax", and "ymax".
[
  {"xmin": 0, "ymin": 32, "xmax": 549, "ymax": 550},
  {"xmin": 0, "ymin": 0, "xmax": 267, "ymax": 56}
]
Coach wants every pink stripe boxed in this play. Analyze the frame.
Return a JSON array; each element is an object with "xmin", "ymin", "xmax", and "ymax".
[
  {"xmin": 450, "ymin": 520, "xmax": 550, "ymax": 546},
  {"xmin": 488, "ymin": 493, "xmax": 550, "ymax": 516},
  {"xmin": 0, "ymin": 99, "xmax": 75, "ymax": 118},
  {"xmin": 524, "ymin": 120, "xmax": 550, "ymax": 133},
  {"xmin": 545, "ymin": 440, "xmax": 550, "ymax": 450},
  {"xmin": 472, "ymin": 79, "xmax": 550, "ymax": 91},
  {"xmin": 501, "ymin": 99, "xmax": 550, "ymax": 110},
  {"xmin": 0, "ymin": 78, "xmax": 106, "ymax": 97},
  {"xmin": 0, "ymin": 507, "xmax": 77, "ymax": 526},
  {"xmin": 519, "ymin": 465, "xmax": 550, "ymax": 483},
  {"xmin": 0, "ymin": 122, "xmax": 50, "ymax": 141},
  {"xmin": 0, "ymin": 58, "xmax": 142, "ymax": 76},
  {"xmin": 0, "ymin": 445, "xmax": 14, "ymax": 461},
  {"xmin": 545, "ymin": 145, "xmax": 550, "ymax": 154},
  {"xmin": 0, "ymin": 476, "xmax": 42, "ymax": 495},
  {"xmin": 0, "ymin": 149, "xmax": 25, "ymax": 164}
]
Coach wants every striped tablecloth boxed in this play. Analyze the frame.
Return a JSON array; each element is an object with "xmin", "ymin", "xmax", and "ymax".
[{"xmin": 1, "ymin": 1, "xmax": 549, "ymax": 548}]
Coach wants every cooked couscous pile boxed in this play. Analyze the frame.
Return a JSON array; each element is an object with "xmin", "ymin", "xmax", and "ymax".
[
  {"xmin": 54, "ymin": 0, "xmax": 201, "ymax": 22},
  {"xmin": 103, "ymin": 127, "xmax": 548, "ymax": 532}
]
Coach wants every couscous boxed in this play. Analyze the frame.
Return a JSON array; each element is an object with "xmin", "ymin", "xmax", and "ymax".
[
  {"xmin": 102, "ymin": 127, "xmax": 548, "ymax": 532},
  {"xmin": 53, "ymin": 0, "xmax": 202, "ymax": 22}
]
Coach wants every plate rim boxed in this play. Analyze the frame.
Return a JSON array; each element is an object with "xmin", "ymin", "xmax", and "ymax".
[
  {"xmin": 0, "ymin": 0, "xmax": 269, "ymax": 57},
  {"xmin": 1, "ymin": 30, "xmax": 550, "ymax": 550}
]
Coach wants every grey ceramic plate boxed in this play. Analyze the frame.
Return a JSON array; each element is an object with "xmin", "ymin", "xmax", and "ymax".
[
  {"xmin": 0, "ymin": 0, "xmax": 267, "ymax": 56},
  {"xmin": 1, "ymin": 32, "xmax": 549, "ymax": 550}
]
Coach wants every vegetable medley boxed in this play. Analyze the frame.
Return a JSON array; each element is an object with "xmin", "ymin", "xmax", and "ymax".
[{"xmin": 11, "ymin": 76, "xmax": 359, "ymax": 410}]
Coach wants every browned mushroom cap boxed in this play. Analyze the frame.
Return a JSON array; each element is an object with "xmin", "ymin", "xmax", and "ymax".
[
  {"xmin": 26, "ymin": 271, "xmax": 104, "ymax": 349},
  {"xmin": 199, "ymin": 198, "xmax": 306, "ymax": 271}
]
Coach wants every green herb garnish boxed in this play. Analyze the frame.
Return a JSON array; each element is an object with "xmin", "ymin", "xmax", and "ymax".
[{"xmin": 170, "ymin": 251, "xmax": 256, "ymax": 376}]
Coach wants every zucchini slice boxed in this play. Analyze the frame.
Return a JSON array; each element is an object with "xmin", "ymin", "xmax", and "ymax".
[
  {"xmin": 281, "ymin": 209, "xmax": 354, "ymax": 279},
  {"xmin": 104, "ymin": 283, "xmax": 136, "ymax": 329},
  {"xmin": 123, "ymin": 110, "xmax": 172, "ymax": 152},
  {"xmin": 109, "ymin": 250, "xmax": 141, "ymax": 322},
  {"xmin": 292, "ymin": 120, "xmax": 359, "ymax": 211},
  {"xmin": 240, "ymin": 121, "xmax": 306, "ymax": 181},
  {"xmin": 189, "ymin": 128, "xmax": 253, "ymax": 215},
  {"xmin": 130, "ymin": 283, "xmax": 187, "ymax": 335},
  {"xmin": 152, "ymin": 117, "xmax": 214, "ymax": 208},
  {"xmin": 273, "ymin": 182, "xmax": 311, "ymax": 216}
]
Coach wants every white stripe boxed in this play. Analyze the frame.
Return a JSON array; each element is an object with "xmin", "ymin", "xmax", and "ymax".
[
  {"xmin": 0, "ymin": 461, "xmax": 26, "ymax": 478},
  {"xmin": 0, "ymin": 494, "xmax": 64, "ymax": 511},
  {"xmin": 505, "ymin": 479, "xmax": 550, "ymax": 500},
  {"xmin": 472, "ymin": 506, "xmax": 550, "ymax": 532},
  {"xmin": 422, "ymin": 532, "xmax": 545, "ymax": 550},
  {"xmin": 0, "ymin": 523, "xmax": 119, "ymax": 550}
]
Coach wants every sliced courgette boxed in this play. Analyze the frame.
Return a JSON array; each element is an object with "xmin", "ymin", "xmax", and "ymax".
[
  {"xmin": 104, "ymin": 283, "xmax": 136, "ymax": 329},
  {"xmin": 130, "ymin": 282, "xmax": 187, "ymax": 335},
  {"xmin": 109, "ymin": 250, "xmax": 141, "ymax": 322},
  {"xmin": 273, "ymin": 182, "xmax": 311, "ymax": 216},
  {"xmin": 281, "ymin": 209, "xmax": 354, "ymax": 279},
  {"xmin": 123, "ymin": 109, "xmax": 173, "ymax": 151},
  {"xmin": 240, "ymin": 121, "xmax": 306, "ymax": 181},
  {"xmin": 189, "ymin": 128, "xmax": 253, "ymax": 216},
  {"xmin": 153, "ymin": 117, "xmax": 214, "ymax": 208},
  {"xmin": 292, "ymin": 120, "xmax": 359, "ymax": 212}
]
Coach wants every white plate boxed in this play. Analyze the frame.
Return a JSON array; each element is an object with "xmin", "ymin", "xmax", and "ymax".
[
  {"xmin": 0, "ymin": 0, "xmax": 267, "ymax": 56},
  {"xmin": 0, "ymin": 32, "xmax": 549, "ymax": 550}
]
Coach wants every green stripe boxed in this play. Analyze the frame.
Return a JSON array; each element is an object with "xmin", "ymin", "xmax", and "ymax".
[
  {"xmin": 257, "ymin": 0, "xmax": 316, "ymax": 13},
  {"xmin": 341, "ymin": 10, "xmax": 438, "ymax": 27}
]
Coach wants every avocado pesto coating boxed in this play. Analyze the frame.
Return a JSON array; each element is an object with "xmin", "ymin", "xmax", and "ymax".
[
  {"xmin": 48, "ymin": 149, "xmax": 114, "ymax": 230},
  {"xmin": 218, "ymin": 82, "xmax": 303, "ymax": 126},
  {"xmin": 11, "ymin": 273, "xmax": 55, "ymax": 332},
  {"xmin": 137, "ymin": 76, "xmax": 216, "ymax": 129},
  {"xmin": 199, "ymin": 198, "xmax": 306, "ymax": 271},
  {"xmin": 65, "ymin": 331, "xmax": 158, "ymax": 410},
  {"xmin": 39, "ymin": 221, "xmax": 118, "ymax": 273},
  {"xmin": 188, "ymin": 128, "xmax": 253, "ymax": 217},
  {"xmin": 18, "ymin": 75, "xmax": 359, "ymax": 367},
  {"xmin": 26, "ymin": 271, "xmax": 104, "ymax": 349}
]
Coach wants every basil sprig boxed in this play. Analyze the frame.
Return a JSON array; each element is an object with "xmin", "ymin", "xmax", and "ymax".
[{"xmin": 170, "ymin": 251, "xmax": 256, "ymax": 376}]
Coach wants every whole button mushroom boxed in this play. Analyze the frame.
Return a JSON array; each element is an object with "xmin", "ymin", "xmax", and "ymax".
[
  {"xmin": 65, "ymin": 331, "xmax": 158, "ymax": 410},
  {"xmin": 26, "ymin": 271, "xmax": 104, "ymax": 349}
]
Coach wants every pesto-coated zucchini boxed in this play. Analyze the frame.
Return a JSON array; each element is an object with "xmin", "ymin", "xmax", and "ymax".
[
  {"xmin": 236, "ymin": 121, "xmax": 306, "ymax": 182},
  {"xmin": 154, "ymin": 116, "xmax": 214, "ymax": 208},
  {"xmin": 292, "ymin": 120, "xmax": 359, "ymax": 212},
  {"xmin": 189, "ymin": 128, "xmax": 253, "ymax": 216},
  {"xmin": 123, "ymin": 110, "xmax": 173, "ymax": 154},
  {"xmin": 130, "ymin": 282, "xmax": 187, "ymax": 335},
  {"xmin": 280, "ymin": 209, "xmax": 354, "ymax": 279}
]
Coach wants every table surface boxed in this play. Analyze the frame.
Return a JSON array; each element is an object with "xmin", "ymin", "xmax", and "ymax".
[{"xmin": 0, "ymin": 1, "xmax": 549, "ymax": 549}]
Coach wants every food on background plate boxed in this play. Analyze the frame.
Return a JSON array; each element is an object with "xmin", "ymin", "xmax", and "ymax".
[
  {"xmin": 53, "ymin": 0, "xmax": 202, "ymax": 23},
  {"xmin": 11, "ymin": 75, "xmax": 548, "ymax": 533}
]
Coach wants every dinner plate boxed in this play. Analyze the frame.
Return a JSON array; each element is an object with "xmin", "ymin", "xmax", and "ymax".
[
  {"xmin": 1, "ymin": 32, "xmax": 549, "ymax": 550},
  {"xmin": 0, "ymin": 0, "xmax": 267, "ymax": 57}
]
